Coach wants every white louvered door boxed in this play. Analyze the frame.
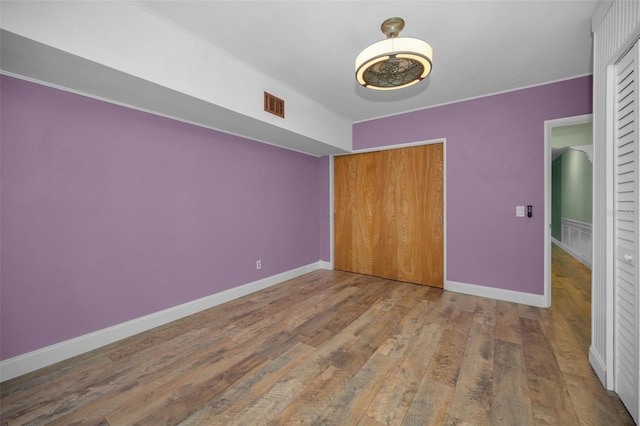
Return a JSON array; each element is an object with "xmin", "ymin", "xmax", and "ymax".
[{"xmin": 613, "ymin": 41, "xmax": 640, "ymax": 423}]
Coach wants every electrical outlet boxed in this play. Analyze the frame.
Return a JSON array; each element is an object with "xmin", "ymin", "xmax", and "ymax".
[{"xmin": 256, "ymin": 260, "xmax": 262, "ymax": 270}]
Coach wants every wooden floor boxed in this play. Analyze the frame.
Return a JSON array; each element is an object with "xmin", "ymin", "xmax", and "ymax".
[{"xmin": 1, "ymin": 245, "xmax": 635, "ymax": 425}]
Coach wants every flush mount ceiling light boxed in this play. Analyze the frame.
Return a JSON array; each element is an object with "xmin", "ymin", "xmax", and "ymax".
[{"xmin": 355, "ymin": 17, "xmax": 433, "ymax": 90}]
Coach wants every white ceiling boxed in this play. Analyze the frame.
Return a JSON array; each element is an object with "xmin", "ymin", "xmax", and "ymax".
[{"xmin": 136, "ymin": 0, "xmax": 598, "ymax": 123}]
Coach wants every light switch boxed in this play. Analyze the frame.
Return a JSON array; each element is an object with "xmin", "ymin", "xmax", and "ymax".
[{"xmin": 516, "ymin": 206, "xmax": 525, "ymax": 217}]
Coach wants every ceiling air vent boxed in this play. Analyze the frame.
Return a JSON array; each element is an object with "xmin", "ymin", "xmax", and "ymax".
[{"xmin": 264, "ymin": 92, "xmax": 285, "ymax": 118}]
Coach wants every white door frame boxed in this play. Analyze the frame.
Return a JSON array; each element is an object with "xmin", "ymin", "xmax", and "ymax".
[{"xmin": 543, "ymin": 113, "xmax": 593, "ymax": 308}]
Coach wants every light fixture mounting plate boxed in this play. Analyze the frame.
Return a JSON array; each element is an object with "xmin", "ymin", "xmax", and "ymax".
[{"xmin": 381, "ymin": 17, "xmax": 404, "ymax": 38}]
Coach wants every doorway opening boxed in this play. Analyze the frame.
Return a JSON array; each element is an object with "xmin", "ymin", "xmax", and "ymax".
[{"xmin": 544, "ymin": 114, "xmax": 593, "ymax": 313}]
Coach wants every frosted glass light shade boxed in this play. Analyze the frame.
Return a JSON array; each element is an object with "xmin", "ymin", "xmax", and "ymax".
[{"xmin": 355, "ymin": 37, "xmax": 433, "ymax": 90}]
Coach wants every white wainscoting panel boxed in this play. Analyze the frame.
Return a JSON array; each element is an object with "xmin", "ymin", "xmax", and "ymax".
[{"xmin": 558, "ymin": 217, "xmax": 592, "ymax": 268}]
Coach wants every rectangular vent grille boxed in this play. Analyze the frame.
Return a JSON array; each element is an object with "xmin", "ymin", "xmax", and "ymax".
[{"xmin": 264, "ymin": 92, "xmax": 285, "ymax": 118}]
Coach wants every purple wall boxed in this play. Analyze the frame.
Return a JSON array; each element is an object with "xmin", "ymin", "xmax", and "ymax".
[
  {"xmin": 354, "ymin": 76, "xmax": 592, "ymax": 295},
  {"xmin": 1, "ymin": 76, "xmax": 326, "ymax": 360},
  {"xmin": 0, "ymin": 75, "xmax": 591, "ymax": 361}
]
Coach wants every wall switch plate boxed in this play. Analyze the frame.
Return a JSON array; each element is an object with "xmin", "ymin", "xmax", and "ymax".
[{"xmin": 516, "ymin": 206, "xmax": 525, "ymax": 217}]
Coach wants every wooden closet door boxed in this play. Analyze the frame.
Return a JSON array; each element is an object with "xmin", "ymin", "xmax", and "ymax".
[
  {"xmin": 380, "ymin": 144, "xmax": 444, "ymax": 287},
  {"xmin": 334, "ymin": 152, "xmax": 381, "ymax": 276}
]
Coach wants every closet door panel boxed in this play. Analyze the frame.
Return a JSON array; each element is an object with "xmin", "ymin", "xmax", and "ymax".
[
  {"xmin": 379, "ymin": 147, "xmax": 403, "ymax": 281},
  {"xmin": 613, "ymin": 41, "xmax": 639, "ymax": 422},
  {"xmin": 334, "ymin": 152, "xmax": 381, "ymax": 276},
  {"xmin": 380, "ymin": 144, "xmax": 444, "ymax": 287}
]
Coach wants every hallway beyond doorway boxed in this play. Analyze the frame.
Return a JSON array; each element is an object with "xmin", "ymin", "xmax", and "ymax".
[{"xmin": 551, "ymin": 242, "xmax": 591, "ymax": 356}]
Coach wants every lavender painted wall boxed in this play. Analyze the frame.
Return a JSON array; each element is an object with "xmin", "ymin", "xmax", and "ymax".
[
  {"xmin": 0, "ymin": 76, "xmax": 325, "ymax": 360},
  {"xmin": 353, "ymin": 76, "xmax": 592, "ymax": 295}
]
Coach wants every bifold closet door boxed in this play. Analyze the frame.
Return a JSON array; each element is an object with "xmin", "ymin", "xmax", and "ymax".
[
  {"xmin": 334, "ymin": 151, "xmax": 381, "ymax": 276},
  {"xmin": 613, "ymin": 40, "xmax": 639, "ymax": 423},
  {"xmin": 380, "ymin": 143, "xmax": 444, "ymax": 287},
  {"xmin": 333, "ymin": 143, "xmax": 444, "ymax": 288}
]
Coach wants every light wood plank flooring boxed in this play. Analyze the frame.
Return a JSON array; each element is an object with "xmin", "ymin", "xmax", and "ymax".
[{"xmin": 1, "ymin": 246, "xmax": 635, "ymax": 425}]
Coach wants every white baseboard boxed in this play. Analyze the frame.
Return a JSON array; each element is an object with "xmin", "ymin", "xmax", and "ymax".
[
  {"xmin": 318, "ymin": 260, "xmax": 333, "ymax": 270},
  {"xmin": 589, "ymin": 346, "xmax": 608, "ymax": 389},
  {"xmin": 0, "ymin": 261, "xmax": 325, "ymax": 382},
  {"xmin": 445, "ymin": 280, "xmax": 548, "ymax": 308},
  {"xmin": 551, "ymin": 237, "xmax": 592, "ymax": 269}
]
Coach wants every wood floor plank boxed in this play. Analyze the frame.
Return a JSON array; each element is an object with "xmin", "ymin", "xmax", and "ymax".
[
  {"xmin": 365, "ymin": 294, "xmax": 453, "ymax": 424},
  {"xmin": 424, "ymin": 309, "xmax": 475, "ymax": 387},
  {"xmin": 518, "ymin": 305, "xmax": 540, "ymax": 321},
  {"xmin": 375, "ymin": 299, "xmax": 435, "ymax": 358},
  {"xmin": 496, "ymin": 300, "xmax": 522, "ymax": 345},
  {"xmin": 177, "ymin": 342, "xmax": 314, "ymax": 424},
  {"xmin": 474, "ymin": 296, "xmax": 496, "ymax": 326},
  {"xmin": 272, "ymin": 365, "xmax": 347, "ymax": 424},
  {"xmin": 201, "ymin": 343, "xmax": 314, "ymax": 425},
  {"xmin": 491, "ymin": 340, "xmax": 534, "ymax": 425},
  {"xmin": 286, "ymin": 286, "xmax": 360, "ymax": 328},
  {"xmin": 290, "ymin": 298, "xmax": 404, "ymax": 387},
  {"xmin": 550, "ymin": 244, "xmax": 591, "ymax": 356},
  {"xmin": 330, "ymin": 303, "xmax": 409, "ymax": 374},
  {"xmin": 394, "ymin": 282, "xmax": 435, "ymax": 308},
  {"xmin": 3, "ymin": 327, "xmax": 217, "ymax": 424},
  {"xmin": 316, "ymin": 352, "xmax": 395, "ymax": 424},
  {"xmin": 298, "ymin": 286, "xmax": 381, "ymax": 348},
  {"xmin": 445, "ymin": 321, "xmax": 495, "ymax": 425},
  {"xmin": 114, "ymin": 349, "xmax": 269, "ymax": 425},
  {"xmin": 230, "ymin": 375, "xmax": 305, "ymax": 424},
  {"xmin": 402, "ymin": 379, "xmax": 455, "ymax": 426},
  {"xmin": 607, "ymin": 390, "xmax": 638, "ymax": 426},
  {"xmin": 279, "ymin": 298, "xmax": 410, "ymax": 424},
  {"xmin": 363, "ymin": 364, "xmax": 417, "ymax": 426},
  {"xmin": 442, "ymin": 290, "xmax": 477, "ymax": 313},
  {"xmin": 564, "ymin": 371, "xmax": 631, "ymax": 426},
  {"xmin": 538, "ymin": 305, "xmax": 592, "ymax": 377},
  {"xmin": 56, "ymin": 334, "xmax": 261, "ymax": 425},
  {"xmin": 521, "ymin": 317, "xmax": 581, "ymax": 425},
  {"xmin": 550, "ymin": 287, "xmax": 591, "ymax": 357},
  {"xmin": 1, "ymin": 258, "xmax": 635, "ymax": 426},
  {"xmin": 0, "ymin": 352, "xmax": 113, "ymax": 412}
]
